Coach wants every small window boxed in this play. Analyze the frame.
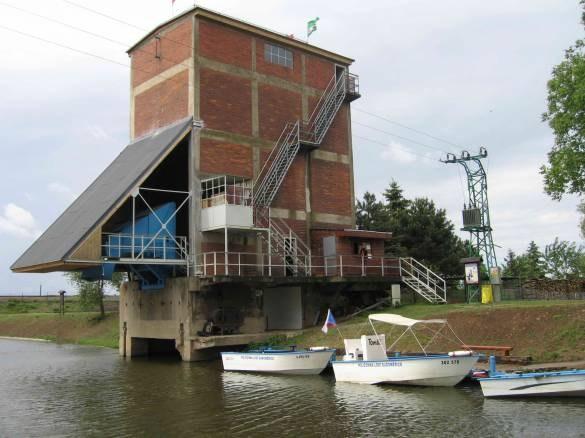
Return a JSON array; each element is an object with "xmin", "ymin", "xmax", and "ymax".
[{"xmin": 264, "ymin": 43, "xmax": 293, "ymax": 68}]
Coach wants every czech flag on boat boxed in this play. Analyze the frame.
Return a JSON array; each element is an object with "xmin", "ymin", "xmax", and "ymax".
[{"xmin": 321, "ymin": 308, "xmax": 337, "ymax": 334}]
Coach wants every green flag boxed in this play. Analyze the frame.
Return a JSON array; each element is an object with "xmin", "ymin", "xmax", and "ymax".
[{"xmin": 307, "ymin": 17, "xmax": 319, "ymax": 38}]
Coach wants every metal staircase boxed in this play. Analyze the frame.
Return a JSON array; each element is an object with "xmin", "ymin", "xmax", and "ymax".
[
  {"xmin": 251, "ymin": 70, "xmax": 359, "ymax": 276},
  {"xmin": 255, "ymin": 209, "xmax": 311, "ymax": 275},
  {"xmin": 252, "ymin": 71, "xmax": 358, "ymax": 208},
  {"xmin": 399, "ymin": 257, "xmax": 447, "ymax": 303}
]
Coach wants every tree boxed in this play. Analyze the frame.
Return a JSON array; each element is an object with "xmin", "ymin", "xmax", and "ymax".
[
  {"xmin": 543, "ymin": 238, "xmax": 585, "ymax": 279},
  {"xmin": 356, "ymin": 192, "xmax": 386, "ymax": 230},
  {"xmin": 525, "ymin": 241, "xmax": 546, "ymax": 279},
  {"xmin": 579, "ymin": 201, "xmax": 585, "ymax": 238},
  {"xmin": 65, "ymin": 271, "xmax": 125, "ymax": 318},
  {"xmin": 383, "ymin": 180, "xmax": 410, "ymax": 214},
  {"xmin": 541, "ymin": 4, "xmax": 585, "ymax": 200},
  {"xmin": 395, "ymin": 198, "xmax": 467, "ymax": 275}
]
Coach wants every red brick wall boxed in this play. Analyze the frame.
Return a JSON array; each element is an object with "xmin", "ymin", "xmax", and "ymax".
[
  {"xmin": 310, "ymin": 160, "xmax": 352, "ymax": 217},
  {"xmin": 306, "ymin": 54, "xmax": 334, "ymax": 90},
  {"xmin": 258, "ymin": 84, "xmax": 302, "ymax": 141},
  {"xmin": 255, "ymin": 38, "xmax": 302, "ymax": 83},
  {"xmin": 200, "ymin": 68, "xmax": 252, "ymax": 136},
  {"xmin": 199, "ymin": 19, "xmax": 252, "ymax": 69},
  {"xmin": 134, "ymin": 70, "xmax": 189, "ymax": 138},
  {"xmin": 319, "ymin": 104, "xmax": 349, "ymax": 154},
  {"xmin": 200, "ymin": 138, "xmax": 253, "ymax": 178},
  {"xmin": 270, "ymin": 155, "xmax": 306, "ymax": 211},
  {"xmin": 132, "ymin": 19, "xmax": 192, "ymax": 88}
]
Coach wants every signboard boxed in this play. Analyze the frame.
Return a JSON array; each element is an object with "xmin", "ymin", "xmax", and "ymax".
[
  {"xmin": 464, "ymin": 263, "xmax": 479, "ymax": 285},
  {"xmin": 489, "ymin": 267, "xmax": 501, "ymax": 285}
]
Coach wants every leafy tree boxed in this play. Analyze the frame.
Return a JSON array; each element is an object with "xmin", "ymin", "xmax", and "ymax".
[
  {"xmin": 543, "ymin": 238, "xmax": 585, "ymax": 279},
  {"xmin": 579, "ymin": 201, "xmax": 585, "ymax": 238},
  {"xmin": 356, "ymin": 192, "xmax": 386, "ymax": 230},
  {"xmin": 525, "ymin": 241, "xmax": 546, "ymax": 278},
  {"xmin": 65, "ymin": 271, "xmax": 125, "ymax": 318},
  {"xmin": 356, "ymin": 183, "xmax": 467, "ymax": 275},
  {"xmin": 541, "ymin": 3, "xmax": 585, "ymax": 200},
  {"xmin": 383, "ymin": 180, "xmax": 410, "ymax": 214},
  {"xmin": 502, "ymin": 242, "xmax": 545, "ymax": 279},
  {"xmin": 395, "ymin": 198, "xmax": 467, "ymax": 275}
]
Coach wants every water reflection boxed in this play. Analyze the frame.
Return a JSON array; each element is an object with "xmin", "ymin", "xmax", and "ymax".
[{"xmin": 1, "ymin": 340, "xmax": 584, "ymax": 437}]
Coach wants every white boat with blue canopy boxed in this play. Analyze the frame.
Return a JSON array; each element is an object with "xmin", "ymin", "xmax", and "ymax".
[
  {"xmin": 221, "ymin": 346, "xmax": 336, "ymax": 375},
  {"xmin": 478, "ymin": 356, "xmax": 585, "ymax": 397},
  {"xmin": 332, "ymin": 313, "xmax": 480, "ymax": 386}
]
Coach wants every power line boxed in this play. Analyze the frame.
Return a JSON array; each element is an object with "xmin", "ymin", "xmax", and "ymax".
[
  {"xmin": 0, "ymin": 24, "xmax": 186, "ymax": 85},
  {"xmin": 0, "ymin": 1, "xmax": 128, "ymax": 48},
  {"xmin": 353, "ymin": 134, "xmax": 441, "ymax": 162},
  {"xmin": 0, "ymin": 2, "xmax": 194, "ymax": 77},
  {"xmin": 62, "ymin": 0, "xmax": 147, "ymax": 32},
  {"xmin": 353, "ymin": 120, "xmax": 449, "ymax": 154},
  {"xmin": 0, "ymin": 23, "xmax": 132, "ymax": 68},
  {"xmin": 353, "ymin": 107, "xmax": 467, "ymax": 150},
  {"xmin": 62, "ymin": 0, "xmax": 195, "ymax": 52}
]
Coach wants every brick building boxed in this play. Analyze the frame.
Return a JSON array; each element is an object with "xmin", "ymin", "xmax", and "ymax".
[{"xmin": 11, "ymin": 7, "xmax": 445, "ymax": 360}]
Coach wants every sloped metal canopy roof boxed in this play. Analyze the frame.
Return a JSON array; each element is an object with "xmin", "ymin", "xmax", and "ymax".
[
  {"xmin": 368, "ymin": 314, "xmax": 447, "ymax": 327},
  {"xmin": 11, "ymin": 117, "xmax": 193, "ymax": 273}
]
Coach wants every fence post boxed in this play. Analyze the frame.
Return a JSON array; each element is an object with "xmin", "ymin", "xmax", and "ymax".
[
  {"xmin": 361, "ymin": 255, "xmax": 365, "ymax": 277},
  {"xmin": 238, "ymin": 253, "xmax": 241, "ymax": 276},
  {"xmin": 225, "ymin": 252, "xmax": 228, "ymax": 275},
  {"xmin": 214, "ymin": 252, "xmax": 217, "ymax": 276},
  {"xmin": 339, "ymin": 255, "xmax": 343, "ymax": 277},
  {"xmin": 381, "ymin": 258, "xmax": 384, "ymax": 276}
]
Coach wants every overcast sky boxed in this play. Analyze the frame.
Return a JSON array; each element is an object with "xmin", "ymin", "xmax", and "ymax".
[{"xmin": 0, "ymin": 0, "xmax": 582, "ymax": 293}]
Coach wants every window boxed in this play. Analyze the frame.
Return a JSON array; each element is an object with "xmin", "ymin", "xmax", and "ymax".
[{"xmin": 264, "ymin": 43, "xmax": 293, "ymax": 68}]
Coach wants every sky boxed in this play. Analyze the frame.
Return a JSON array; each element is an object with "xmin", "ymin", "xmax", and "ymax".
[{"xmin": 0, "ymin": 0, "xmax": 583, "ymax": 294}]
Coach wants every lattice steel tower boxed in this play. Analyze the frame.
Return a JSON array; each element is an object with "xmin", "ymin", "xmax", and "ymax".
[{"xmin": 443, "ymin": 147, "xmax": 497, "ymax": 270}]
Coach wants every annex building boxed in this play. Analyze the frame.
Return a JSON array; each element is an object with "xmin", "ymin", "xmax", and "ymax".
[{"xmin": 11, "ymin": 7, "xmax": 446, "ymax": 360}]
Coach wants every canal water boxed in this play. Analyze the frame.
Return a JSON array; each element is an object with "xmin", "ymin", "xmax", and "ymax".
[{"xmin": 1, "ymin": 339, "xmax": 584, "ymax": 437}]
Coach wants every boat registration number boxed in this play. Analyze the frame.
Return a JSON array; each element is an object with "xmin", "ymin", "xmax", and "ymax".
[{"xmin": 441, "ymin": 359, "xmax": 460, "ymax": 365}]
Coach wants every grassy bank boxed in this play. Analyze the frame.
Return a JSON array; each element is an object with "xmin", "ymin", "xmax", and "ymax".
[
  {"xmin": 288, "ymin": 300, "xmax": 585, "ymax": 363},
  {"xmin": 1, "ymin": 300, "xmax": 584, "ymax": 363},
  {"xmin": 0, "ymin": 312, "xmax": 118, "ymax": 348}
]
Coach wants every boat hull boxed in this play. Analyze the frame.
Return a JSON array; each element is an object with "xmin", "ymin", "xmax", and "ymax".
[
  {"xmin": 221, "ymin": 349, "xmax": 335, "ymax": 375},
  {"xmin": 479, "ymin": 371, "xmax": 585, "ymax": 397},
  {"xmin": 332, "ymin": 355, "xmax": 479, "ymax": 386}
]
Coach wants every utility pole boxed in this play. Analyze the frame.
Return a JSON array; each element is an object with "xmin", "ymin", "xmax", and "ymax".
[{"xmin": 442, "ymin": 148, "xmax": 500, "ymax": 302}]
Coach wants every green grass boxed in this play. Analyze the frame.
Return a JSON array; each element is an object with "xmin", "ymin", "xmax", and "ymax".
[{"xmin": 0, "ymin": 311, "xmax": 119, "ymax": 349}]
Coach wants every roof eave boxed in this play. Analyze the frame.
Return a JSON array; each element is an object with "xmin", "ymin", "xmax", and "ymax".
[{"xmin": 127, "ymin": 6, "xmax": 354, "ymax": 65}]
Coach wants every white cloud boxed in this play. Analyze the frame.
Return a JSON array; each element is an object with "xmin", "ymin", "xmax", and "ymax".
[
  {"xmin": 48, "ymin": 182, "xmax": 77, "ymax": 201},
  {"xmin": 0, "ymin": 203, "xmax": 41, "ymax": 239},
  {"xmin": 86, "ymin": 124, "xmax": 111, "ymax": 141},
  {"xmin": 380, "ymin": 141, "xmax": 417, "ymax": 164}
]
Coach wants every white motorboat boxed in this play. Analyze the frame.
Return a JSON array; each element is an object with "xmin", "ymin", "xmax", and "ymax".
[
  {"xmin": 221, "ymin": 346, "xmax": 335, "ymax": 375},
  {"xmin": 332, "ymin": 314, "xmax": 479, "ymax": 386},
  {"xmin": 478, "ymin": 356, "xmax": 585, "ymax": 397}
]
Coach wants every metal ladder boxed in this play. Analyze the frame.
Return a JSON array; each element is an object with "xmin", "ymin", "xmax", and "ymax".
[{"xmin": 399, "ymin": 257, "xmax": 447, "ymax": 303}]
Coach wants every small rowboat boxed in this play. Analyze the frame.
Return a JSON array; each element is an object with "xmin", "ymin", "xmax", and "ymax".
[
  {"xmin": 478, "ymin": 356, "xmax": 585, "ymax": 397},
  {"xmin": 221, "ymin": 346, "xmax": 335, "ymax": 375}
]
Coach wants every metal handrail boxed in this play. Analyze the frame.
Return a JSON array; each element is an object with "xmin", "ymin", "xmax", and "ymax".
[
  {"xmin": 194, "ymin": 251, "xmax": 401, "ymax": 278},
  {"xmin": 102, "ymin": 233, "xmax": 188, "ymax": 260},
  {"xmin": 252, "ymin": 121, "xmax": 299, "ymax": 204}
]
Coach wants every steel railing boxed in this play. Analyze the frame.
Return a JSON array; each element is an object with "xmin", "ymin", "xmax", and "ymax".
[
  {"xmin": 102, "ymin": 233, "xmax": 189, "ymax": 261},
  {"xmin": 195, "ymin": 252, "xmax": 401, "ymax": 278}
]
